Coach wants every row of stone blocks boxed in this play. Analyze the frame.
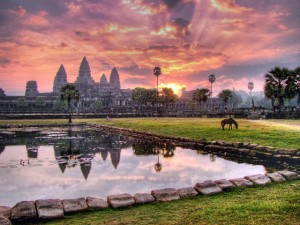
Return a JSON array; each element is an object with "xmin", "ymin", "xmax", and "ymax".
[{"xmin": 0, "ymin": 170, "xmax": 299, "ymax": 225}]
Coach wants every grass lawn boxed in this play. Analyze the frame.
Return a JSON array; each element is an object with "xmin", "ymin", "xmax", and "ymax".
[
  {"xmin": 97, "ymin": 118, "xmax": 300, "ymax": 150},
  {"xmin": 1, "ymin": 118, "xmax": 300, "ymax": 149},
  {"xmin": 21, "ymin": 180, "xmax": 300, "ymax": 225}
]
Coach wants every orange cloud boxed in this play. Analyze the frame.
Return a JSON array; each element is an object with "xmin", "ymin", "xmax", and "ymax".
[{"xmin": 210, "ymin": 0, "xmax": 251, "ymax": 13}]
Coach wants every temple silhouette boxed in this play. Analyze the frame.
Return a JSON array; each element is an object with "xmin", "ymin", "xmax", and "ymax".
[{"xmin": 0, "ymin": 56, "xmax": 132, "ymax": 110}]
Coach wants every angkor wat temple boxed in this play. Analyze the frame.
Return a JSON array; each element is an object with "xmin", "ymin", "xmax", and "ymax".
[{"xmin": 0, "ymin": 57, "xmax": 132, "ymax": 111}]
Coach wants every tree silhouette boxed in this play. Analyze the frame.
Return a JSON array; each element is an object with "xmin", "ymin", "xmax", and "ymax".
[
  {"xmin": 218, "ymin": 89, "xmax": 233, "ymax": 106},
  {"xmin": 35, "ymin": 96, "xmax": 46, "ymax": 109},
  {"xmin": 264, "ymin": 67, "xmax": 290, "ymax": 109},
  {"xmin": 132, "ymin": 87, "xmax": 157, "ymax": 106},
  {"xmin": 60, "ymin": 84, "xmax": 80, "ymax": 123},
  {"xmin": 193, "ymin": 88, "xmax": 210, "ymax": 105},
  {"xmin": 285, "ymin": 71, "xmax": 297, "ymax": 106},
  {"xmin": 17, "ymin": 97, "xmax": 27, "ymax": 108},
  {"xmin": 160, "ymin": 87, "xmax": 178, "ymax": 107}
]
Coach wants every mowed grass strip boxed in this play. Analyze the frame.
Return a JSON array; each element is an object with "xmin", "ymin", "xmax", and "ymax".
[
  {"xmin": 96, "ymin": 118, "xmax": 300, "ymax": 150},
  {"xmin": 1, "ymin": 118, "xmax": 300, "ymax": 149},
  {"xmin": 20, "ymin": 180, "xmax": 300, "ymax": 225}
]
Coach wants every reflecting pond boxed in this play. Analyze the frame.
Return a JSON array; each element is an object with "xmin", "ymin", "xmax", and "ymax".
[{"xmin": 0, "ymin": 126, "xmax": 294, "ymax": 206}]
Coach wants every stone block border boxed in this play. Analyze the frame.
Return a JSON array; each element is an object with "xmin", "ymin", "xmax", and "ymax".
[{"xmin": 1, "ymin": 170, "xmax": 298, "ymax": 224}]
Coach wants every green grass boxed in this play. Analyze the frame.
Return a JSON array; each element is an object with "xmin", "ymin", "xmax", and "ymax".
[
  {"xmin": 1, "ymin": 118, "xmax": 300, "ymax": 149},
  {"xmin": 95, "ymin": 118, "xmax": 300, "ymax": 150},
  {"xmin": 21, "ymin": 180, "xmax": 300, "ymax": 225}
]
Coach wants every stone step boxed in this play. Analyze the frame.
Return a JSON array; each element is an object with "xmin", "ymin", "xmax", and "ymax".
[
  {"xmin": 133, "ymin": 193, "xmax": 155, "ymax": 204},
  {"xmin": 277, "ymin": 171, "xmax": 300, "ymax": 180},
  {"xmin": 62, "ymin": 198, "xmax": 88, "ymax": 213},
  {"xmin": 151, "ymin": 188, "xmax": 180, "ymax": 202},
  {"xmin": 176, "ymin": 187, "xmax": 198, "ymax": 198},
  {"xmin": 86, "ymin": 197, "xmax": 109, "ymax": 209},
  {"xmin": 194, "ymin": 180, "xmax": 223, "ymax": 195},
  {"xmin": 11, "ymin": 201, "xmax": 37, "ymax": 221},
  {"xmin": 244, "ymin": 174, "xmax": 272, "ymax": 185},
  {"xmin": 229, "ymin": 178, "xmax": 253, "ymax": 187},
  {"xmin": 214, "ymin": 179, "xmax": 235, "ymax": 190},
  {"xmin": 35, "ymin": 199, "xmax": 64, "ymax": 219},
  {"xmin": 266, "ymin": 172, "xmax": 286, "ymax": 182},
  {"xmin": 107, "ymin": 194, "xmax": 135, "ymax": 208}
]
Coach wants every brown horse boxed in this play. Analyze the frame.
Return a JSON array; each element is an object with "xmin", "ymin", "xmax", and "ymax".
[{"xmin": 221, "ymin": 118, "xmax": 238, "ymax": 130}]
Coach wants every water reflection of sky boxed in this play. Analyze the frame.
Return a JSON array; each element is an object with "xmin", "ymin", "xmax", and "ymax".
[{"xmin": 0, "ymin": 143, "xmax": 265, "ymax": 207}]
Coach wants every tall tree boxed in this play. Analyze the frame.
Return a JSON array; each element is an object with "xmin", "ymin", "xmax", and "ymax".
[
  {"xmin": 264, "ymin": 67, "xmax": 290, "ymax": 108},
  {"xmin": 17, "ymin": 97, "xmax": 27, "ymax": 108},
  {"xmin": 218, "ymin": 89, "xmax": 233, "ymax": 106},
  {"xmin": 160, "ymin": 88, "xmax": 178, "ymax": 106},
  {"xmin": 285, "ymin": 69, "xmax": 297, "ymax": 106},
  {"xmin": 193, "ymin": 88, "xmax": 210, "ymax": 105},
  {"xmin": 35, "ymin": 96, "xmax": 46, "ymax": 109},
  {"xmin": 60, "ymin": 84, "xmax": 80, "ymax": 123},
  {"xmin": 132, "ymin": 88, "xmax": 157, "ymax": 106}
]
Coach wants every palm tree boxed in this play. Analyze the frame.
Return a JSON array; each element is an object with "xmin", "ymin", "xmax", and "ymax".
[
  {"xmin": 264, "ymin": 67, "xmax": 290, "ymax": 109},
  {"xmin": 285, "ymin": 70, "xmax": 297, "ymax": 106},
  {"xmin": 193, "ymin": 88, "xmax": 210, "ymax": 106},
  {"xmin": 60, "ymin": 84, "xmax": 80, "ymax": 123},
  {"xmin": 218, "ymin": 89, "xmax": 233, "ymax": 107}
]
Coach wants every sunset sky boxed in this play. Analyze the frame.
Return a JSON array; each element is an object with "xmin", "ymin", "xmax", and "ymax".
[{"xmin": 0, "ymin": 0, "xmax": 299, "ymax": 96}]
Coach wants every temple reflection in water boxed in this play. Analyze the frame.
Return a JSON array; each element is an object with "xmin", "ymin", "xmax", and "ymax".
[
  {"xmin": 0, "ymin": 127, "xmax": 298, "ymax": 182},
  {"xmin": 1, "ymin": 127, "xmax": 298, "ymax": 207}
]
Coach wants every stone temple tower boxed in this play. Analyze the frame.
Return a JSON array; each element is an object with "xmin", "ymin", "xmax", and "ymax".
[
  {"xmin": 109, "ymin": 67, "xmax": 120, "ymax": 89},
  {"xmin": 100, "ymin": 73, "xmax": 108, "ymax": 85},
  {"xmin": 25, "ymin": 81, "xmax": 39, "ymax": 97},
  {"xmin": 76, "ymin": 56, "xmax": 95, "ymax": 85},
  {"xmin": 53, "ymin": 64, "xmax": 68, "ymax": 93}
]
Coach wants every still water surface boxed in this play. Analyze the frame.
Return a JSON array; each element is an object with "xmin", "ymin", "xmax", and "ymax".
[{"xmin": 0, "ymin": 127, "xmax": 266, "ymax": 206}]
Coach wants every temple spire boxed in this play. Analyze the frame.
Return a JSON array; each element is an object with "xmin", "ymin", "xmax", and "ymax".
[
  {"xmin": 100, "ymin": 73, "xmax": 108, "ymax": 84},
  {"xmin": 76, "ymin": 56, "xmax": 95, "ymax": 85},
  {"xmin": 53, "ymin": 64, "xmax": 68, "ymax": 93},
  {"xmin": 109, "ymin": 67, "xmax": 120, "ymax": 89}
]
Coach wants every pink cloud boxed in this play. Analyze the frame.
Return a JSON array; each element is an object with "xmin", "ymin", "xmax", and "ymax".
[
  {"xmin": 22, "ymin": 11, "xmax": 49, "ymax": 26},
  {"xmin": 6, "ymin": 5, "xmax": 26, "ymax": 17},
  {"xmin": 0, "ymin": 0, "xmax": 299, "ymax": 95},
  {"xmin": 210, "ymin": 0, "xmax": 251, "ymax": 13}
]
